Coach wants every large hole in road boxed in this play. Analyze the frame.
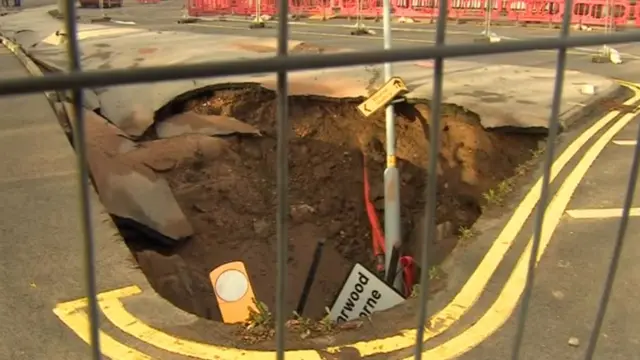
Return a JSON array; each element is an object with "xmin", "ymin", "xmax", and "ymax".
[{"xmin": 120, "ymin": 86, "xmax": 544, "ymax": 331}]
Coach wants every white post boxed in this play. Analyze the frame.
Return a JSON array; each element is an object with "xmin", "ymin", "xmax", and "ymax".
[
  {"xmin": 57, "ymin": 0, "xmax": 66, "ymax": 18},
  {"xmin": 382, "ymin": 0, "xmax": 404, "ymax": 293}
]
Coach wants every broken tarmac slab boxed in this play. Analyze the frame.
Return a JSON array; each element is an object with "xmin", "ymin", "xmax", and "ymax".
[{"xmin": 55, "ymin": 101, "xmax": 194, "ymax": 245}]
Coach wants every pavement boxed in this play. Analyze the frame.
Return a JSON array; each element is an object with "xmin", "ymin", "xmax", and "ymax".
[{"xmin": 1, "ymin": 2, "xmax": 640, "ymax": 360}]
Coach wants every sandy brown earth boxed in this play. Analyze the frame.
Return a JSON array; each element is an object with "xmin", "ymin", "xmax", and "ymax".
[{"xmin": 123, "ymin": 86, "xmax": 544, "ymax": 325}]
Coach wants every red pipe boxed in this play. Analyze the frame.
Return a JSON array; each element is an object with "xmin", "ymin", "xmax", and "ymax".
[{"xmin": 362, "ymin": 152, "xmax": 415, "ymax": 296}]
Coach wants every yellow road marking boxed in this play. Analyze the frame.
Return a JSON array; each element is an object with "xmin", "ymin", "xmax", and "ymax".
[
  {"xmin": 413, "ymin": 96, "xmax": 640, "ymax": 359},
  {"xmin": 73, "ymin": 84, "xmax": 639, "ymax": 359},
  {"xmin": 53, "ymin": 286, "xmax": 154, "ymax": 360},
  {"xmin": 566, "ymin": 208, "xmax": 640, "ymax": 219},
  {"xmin": 100, "ymin": 297, "xmax": 322, "ymax": 360},
  {"xmin": 613, "ymin": 140, "xmax": 637, "ymax": 146},
  {"xmin": 54, "ymin": 308, "xmax": 153, "ymax": 360}
]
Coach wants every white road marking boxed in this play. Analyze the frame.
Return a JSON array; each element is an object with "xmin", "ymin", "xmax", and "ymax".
[
  {"xmin": 566, "ymin": 208, "xmax": 640, "ymax": 219},
  {"xmin": 613, "ymin": 140, "xmax": 638, "ymax": 146}
]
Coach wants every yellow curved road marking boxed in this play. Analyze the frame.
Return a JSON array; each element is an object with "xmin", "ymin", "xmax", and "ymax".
[
  {"xmin": 100, "ymin": 295, "xmax": 322, "ymax": 360},
  {"xmin": 414, "ymin": 97, "xmax": 640, "ymax": 359},
  {"xmin": 91, "ymin": 83, "xmax": 640, "ymax": 359},
  {"xmin": 53, "ymin": 286, "xmax": 153, "ymax": 360}
]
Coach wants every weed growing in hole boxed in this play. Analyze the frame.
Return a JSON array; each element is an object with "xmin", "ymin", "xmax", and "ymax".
[
  {"xmin": 514, "ymin": 162, "xmax": 529, "ymax": 176},
  {"xmin": 530, "ymin": 147, "xmax": 545, "ymax": 159},
  {"xmin": 245, "ymin": 298, "xmax": 273, "ymax": 330},
  {"xmin": 483, "ymin": 177, "xmax": 518, "ymax": 207},
  {"xmin": 410, "ymin": 284, "xmax": 421, "ymax": 298},
  {"xmin": 409, "ymin": 265, "xmax": 445, "ymax": 299},
  {"xmin": 496, "ymin": 178, "xmax": 514, "ymax": 194},
  {"xmin": 288, "ymin": 308, "xmax": 337, "ymax": 339},
  {"xmin": 428, "ymin": 266, "xmax": 442, "ymax": 280},
  {"xmin": 458, "ymin": 226, "xmax": 475, "ymax": 242},
  {"xmin": 483, "ymin": 188, "xmax": 503, "ymax": 206},
  {"xmin": 482, "ymin": 143, "xmax": 546, "ymax": 209},
  {"xmin": 318, "ymin": 312, "xmax": 336, "ymax": 333}
]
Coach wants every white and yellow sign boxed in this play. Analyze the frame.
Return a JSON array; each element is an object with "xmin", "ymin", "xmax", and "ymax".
[{"xmin": 357, "ymin": 77, "xmax": 409, "ymax": 117}]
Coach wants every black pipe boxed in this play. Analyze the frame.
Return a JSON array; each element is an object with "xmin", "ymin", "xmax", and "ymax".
[
  {"xmin": 295, "ymin": 238, "xmax": 326, "ymax": 316},
  {"xmin": 385, "ymin": 242, "xmax": 401, "ymax": 286}
]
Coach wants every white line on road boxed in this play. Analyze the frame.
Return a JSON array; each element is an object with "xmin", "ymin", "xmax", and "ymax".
[
  {"xmin": 191, "ymin": 19, "xmax": 640, "ymax": 59},
  {"xmin": 613, "ymin": 140, "xmax": 638, "ymax": 146},
  {"xmin": 566, "ymin": 208, "xmax": 640, "ymax": 219},
  {"xmin": 188, "ymin": 23, "xmax": 625, "ymax": 58}
]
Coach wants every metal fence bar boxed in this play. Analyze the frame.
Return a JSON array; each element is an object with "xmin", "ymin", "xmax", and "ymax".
[
  {"xmin": 583, "ymin": 116, "xmax": 640, "ymax": 359},
  {"xmin": 61, "ymin": 0, "xmax": 102, "ymax": 358},
  {"xmin": 4, "ymin": 32, "xmax": 640, "ymax": 96},
  {"xmin": 275, "ymin": 0, "xmax": 290, "ymax": 357},
  {"xmin": 413, "ymin": 1, "xmax": 448, "ymax": 358},
  {"xmin": 510, "ymin": 0, "xmax": 574, "ymax": 358}
]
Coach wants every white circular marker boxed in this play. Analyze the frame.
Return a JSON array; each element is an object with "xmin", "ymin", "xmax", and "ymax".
[{"xmin": 215, "ymin": 269, "xmax": 249, "ymax": 302}]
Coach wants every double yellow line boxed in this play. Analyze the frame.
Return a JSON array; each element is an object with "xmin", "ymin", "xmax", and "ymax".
[{"xmin": 53, "ymin": 82, "xmax": 640, "ymax": 359}]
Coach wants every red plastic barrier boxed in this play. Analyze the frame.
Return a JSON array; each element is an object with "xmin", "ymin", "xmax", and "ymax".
[
  {"xmin": 189, "ymin": 0, "xmax": 252, "ymax": 16},
  {"xmin": 187, "ymin": 0, "xmax": 637, "ymax": 27},
  {"xmin": 289, "ymin": 0, "xmax": 323, "ymax": 16},
  {"xmin": 506, "ymin": 0, "xmax": 563, "ymax": 23},
  {"xmin": 393, "ymin": 0, "xmax": 439, "ymax": 20},
  {"xmin": 572, "ymin": 0, "xmax": 630, "ymax": 27},
  {"xmin": 335, "ymin": 0, "xmax": 382, "ymax": 17},
  {"xmin": 506, "ymin": 0, "xmax": 631, "ymax": 26},
  {"xmin": 194, "ymin": 0, "xmax": 329, "ymax": 18},
  {"xmin": 451, "ymin": 0, "xmax": 503, "ymax": 20}
]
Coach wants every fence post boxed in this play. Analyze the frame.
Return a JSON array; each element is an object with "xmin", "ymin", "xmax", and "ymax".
[
  {"xmin": 350, "ymin": 0, "xmax": 371, "ymax": 34},
  {"xmin": 475, "ymin": 0, "xmax": 501, "ymax": 42},
  {"xmin": 57, "ymin": 0, "xmax": 66, "ymax": 18},
  {"xmin": 249, "ymin": 0, "xmax": 266, "ymax": 28},
  {"xmin": 593, "ymin": 0, "xmax": 622, "ymax": 63}
]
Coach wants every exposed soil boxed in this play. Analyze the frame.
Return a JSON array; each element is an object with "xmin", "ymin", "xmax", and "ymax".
[{"xmin": 125, "ymin": 85, "xmax": 544, "ymax": 327}]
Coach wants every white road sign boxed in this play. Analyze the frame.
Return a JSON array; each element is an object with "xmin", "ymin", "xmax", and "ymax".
[{"xmin": 328, "ymin": 263, "xmax": 405, "ymax": 323}]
